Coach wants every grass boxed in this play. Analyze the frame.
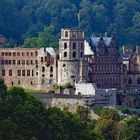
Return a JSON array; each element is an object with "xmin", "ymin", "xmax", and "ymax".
[
  {"xmin": 23, "ymin": 89, "xmax": 45, "ymax": 94},
  {"xmin": 7, "ymin": 87, "xmax": 45, "ymax": 94}
]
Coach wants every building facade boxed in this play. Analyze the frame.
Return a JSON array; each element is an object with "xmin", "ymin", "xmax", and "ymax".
[
  {"xmin": 58, "ymin": 29, "xmax": 88, "ymax": 84},
  {"xmin": 86, "ymin": 37, "xmax": 125, "ymax": 89},
  {"xmin": 0, "ymin": 47, "xmax": 57, "ymax": 90}
]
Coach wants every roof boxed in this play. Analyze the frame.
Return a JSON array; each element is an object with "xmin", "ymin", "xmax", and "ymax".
[{"xmin": 90, "ymin": 37, "xmax": 112, "ymax": 46}]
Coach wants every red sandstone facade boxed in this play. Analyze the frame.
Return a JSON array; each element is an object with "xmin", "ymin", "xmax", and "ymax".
[{"xmin": 87, "ymin": 37, "xmax": 126, "ymax": 89}]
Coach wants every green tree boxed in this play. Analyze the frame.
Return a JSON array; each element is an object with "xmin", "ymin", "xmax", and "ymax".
[{"xmin": 124, "ymin": 116, "xmax": 140, "ymax": 140}]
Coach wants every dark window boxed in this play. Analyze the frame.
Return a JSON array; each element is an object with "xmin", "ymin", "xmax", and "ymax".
[
  {"xmin": 41, "ymin": 57, "xmax": 43, "ymax": 62},
  {"xmin": 1, "ymin": 60, "xmax": 4, "ymax": 65},
  {"xmin": 31, "ymin": 81, "xmax": 33, "ymax": 85},
  {"xmin": 27, "ymin": 70, "xmax": 30, "ymax": 76},
  {"xmin": 50, "ymin": 74, "xmax": 53, "ymax": 77},
  {"xmin": 9, "ymin": 70, "xmax": 12, "ymax": 76},
  {"xmin": 65, "ymin": 31, "xmax": 68, "ymax": 37},
  {"xmin": 63, "ymin": 64, "xmax": 66, "ymax": 67},
  {"xmin": 73, "ymin": 52, "xmax": 76, "ymax": 58},
  {"xmin": 13, "ymin": 52, "xmax": 16, "ymax": 56},
  {"xmin": 2, "ymin": 69, "xmax": 5, "ymax": 76},
  {"xmin": 81, "ymin": 43, "xmax": 83, "ymax": 49},
  {"xmin": 50, "ymin": 66, "xmax": 53, "ymax": 72},
  {"xmin": 13, "ymin": 60, "xmax": 15, "ymax": 65},
  {"xmin": 17, "ymin": 70, "xmax": 21, "ymax": 76},
  {"xmin": 18, "ymin": 81, "xmax": 20, "ymax": 85},
  {"xmin": 42, "ymin": 66, "xmax": 45, "ymax": 72},
  {"xmin": 27, "ymin": 52, "xmax": 29, "ymax": 56},
  {"xmin": 64, "ymin": 43, "xmax": 67, "ymax": 49},
  {"xmin": 31, "ymin": 60, "xmax": 33, "ymax": 65},
  {"xmin": 137, "ymin": 77, "xmax": 140, "ymax": 84},
  {"xmin": 17, "ymin": 60, "xmax": 20, "ymax": 64},
  {"xmin": 35, "ymin": 51, "xmax": 38, "ymax": 56},
  {"xmin": 11, "ymin": 81, "xmax": 14, "ymax": 86},
  {"xmin": 22, "ymin": 70, "xmax": 25, "ymax": 76},
  {"xmin": 81, "ymin": 52, "xmax": 83, "ymax": 58},
  {"xmin": 64, "ymin": 52, "xmax": 67, "ymax": 57},
  {"xmin": 31, "ymin": 52, "xmax": 33, "ymax": 56},
  {"xmin": 22, "ymin": 52, "xmax": 25, "ymax": 56},
  {"xmin": 36, "ymin": 72, "xmax": 38, "ymax": 76},
  {"xmin": 32, "ymin": 70, "xmax": 34, "ymax": 76},
  {"xmin": 5, "ymin": 60, "xmax": 8, "ymax": 64},
  {"xmin": 35, "ymin": 60, "xmax": 38, "ymax": 64},
  {"xmin": 17, "ymin": 52, "xmax": 20, "ymax": 56},
  {"xmin": 128, "ymin": 78, "xmax": 132, "ymax": 84},
  {"xmin": 9, "ymin": 60, "xmax": 11, "ymax": 64},
  {"xmin": 73, "ymin": 42, "xmax": 76, "ymax": 49},
  {"xmin": 1, "ymin": 52, "xmax": 4, "ymax": 56},
  {"xmin": 22, "ymin": 60, "xmax": 25, "ymax": 65}
]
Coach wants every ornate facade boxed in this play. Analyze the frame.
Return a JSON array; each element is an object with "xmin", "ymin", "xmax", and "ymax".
[{"xmin": 87, "ymin": 37, "xmax": 125, "ymax": 89}]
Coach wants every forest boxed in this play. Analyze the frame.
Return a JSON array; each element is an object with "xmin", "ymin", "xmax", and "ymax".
[
  {"xmin": 0, "ymin": 79, "xmax": 140, "ymax": 140},
  {"xmin": 1, "ymin": 0, "xmax": 140, "ymax": 47}
]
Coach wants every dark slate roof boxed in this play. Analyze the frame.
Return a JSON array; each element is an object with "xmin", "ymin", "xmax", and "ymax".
[{"xmin": 90, "ymin": 37, "xmax": 112, "ymax": 46}]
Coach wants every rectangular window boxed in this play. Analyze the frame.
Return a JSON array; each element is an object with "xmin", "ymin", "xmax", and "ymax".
[
  {"xmin": 35, "ymin": 51, "xmax": 38, "ymax": 56},
  {"xmin": 17, "ymin": 60, "xmax": 20, "ymax": 64},
  {"xmin": 41, "ymin": 57, "xmax": 43, "ymax": 62},
  {"xmin": 1, "ymin": 52, "xmax": 4, "ymax": 56},
  {"xmin": 1, "ymin": 60, "xmax": 4, "ymax": 65},
  {"xmin": 32, "ymin": 70, "xmax": 34, "ymax": 77},
  {"xmin": 13, "ymin": 60, "xmax": 16, "ymax": 65},
  {"xmin": 22, "ymin": 52, "xmax": 24, "ymax": 56},
  {"xmin": 22, "ymin": 60, "xmax": 25, "ymax": 65},
  {"xmin": 73, "ymin": 52, "xmax": 76, "ymax": 58},
  {"xmin": 17, "ymin": 52, "xmax": 20, "ymax": 56},
  {"xmin": 9, "ymin": 70, "xmax": 12, "ymax": 76},
  {"xmin": 22, "ymin": 70, "xmax": 25, "ymax": 76},
  {"xmin": 13, "ymin": 52, "xmax": 16, "ymax": 56},
  {"xmin": 2, "ymin": 69, "xmax": 5, "ymax": 76},
  {"xmin": 17, "ymin": 70, "xmax": 21, "ymax": 76},
  {"xmin": 9, "ymin": 60, "xmax": 11, "ymax": 64},
  {"xmin": 73, "ymin": 42, "xmax": 76, "ymax": 49},
  {"xmin": 35, "ymin": 60, "xmax": 38, "ymax": 64},
  {"xmin": 27, "ymin": 70, "xmax": 30, "ymax": 76},
  {"xmin": 27, "ymin": 52, "xmax": 29, "ymax": 56},
  {"xmin": 64, "ymin": 52, "xmax": 67, "ymax": 57}
]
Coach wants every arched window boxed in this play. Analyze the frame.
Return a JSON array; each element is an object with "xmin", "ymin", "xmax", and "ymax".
[
  {"xmin": 65, "ymin": 31, "xmax": 68, "ymax": 37},
  {"xmin": 64, "ymin": 42, "xmax": 67, "ymax": 49},
  {"xmin": 137, "ymin": 77, "xmax": 140, "ymax": 84},
  {"xmin": 128, "ymin": 78, "xmax": 132, "ymax": 84}
]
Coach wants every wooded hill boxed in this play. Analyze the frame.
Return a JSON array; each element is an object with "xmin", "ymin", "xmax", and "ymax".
[{"xmin": 1, "ymin": 0, "xmax": 140, "ymax": 47}]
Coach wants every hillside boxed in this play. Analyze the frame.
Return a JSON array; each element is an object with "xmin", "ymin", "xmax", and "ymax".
[{"xmin": 1, "ymin": 0, "xmax": 140, "ymax": 46}]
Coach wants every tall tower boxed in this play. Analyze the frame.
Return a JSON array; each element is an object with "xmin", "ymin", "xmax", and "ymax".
[{"xmin": 58, "ymin": 29, "xmax": 87, "ymax": 84}]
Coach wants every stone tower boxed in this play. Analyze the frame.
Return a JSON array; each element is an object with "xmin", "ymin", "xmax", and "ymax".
[{"xmin": 58, "ymin": 29, "xmax": 87, "ymax": 84}]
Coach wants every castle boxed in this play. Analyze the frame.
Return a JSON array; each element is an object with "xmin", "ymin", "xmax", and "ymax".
[{"xmin": 0, "ymin": 28, "xmax": 139, "ymax": 91}]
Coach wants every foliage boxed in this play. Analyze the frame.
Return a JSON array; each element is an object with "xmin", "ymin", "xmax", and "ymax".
[
  {"xmin": 124, "ymin": 116, "xmax": 140, "ymax": 140},
  {"xmin": 1, "ymin": 0, "xmax": 140, "ymax": 46},
  {"xmin": 100, "ymin": 108, "xmax": 120, "ymax": 122},
  {"xmin": 0, "ymin": 82, "xmax": 97, "ymax": 140}
]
